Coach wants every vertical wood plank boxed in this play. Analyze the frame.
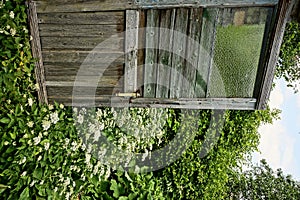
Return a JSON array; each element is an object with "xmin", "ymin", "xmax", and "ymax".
[
  {"xmin": 27, "ymin": 1, "xmax": 48, "ymax": 104},
  {"xmin": 137, "ymin": 10, "xmax": 146, "ymax": 96},
  {"xmin": 125, "ymin": 10, "xmax": 139, "ymax": 93},
  {"xmin": 205, "ymin": 9, "xmax": 219, "ymax": 98},
  {"xmin": 144, "ymin": 9, "xmax": 160, "ymax": 97},
  {"xmin": 156, "ymin": 9, "xmax": 176, "ymax": 98},
  {"xmin": 169, "ymin": 8, "xmax": 189, "ymax": 98},
  {"xmin": 195, "ymin": 8, "xmax": 218, "ymax": 98},
  {"xmin": 182, "ymin": 8, "xmax": 203, "ymax": 98}
]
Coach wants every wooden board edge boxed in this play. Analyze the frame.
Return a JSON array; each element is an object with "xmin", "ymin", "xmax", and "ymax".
[
  {"xmin": 27, "ymin": 0, "xmax": 48, "ymax": 104},
  {"xmin": 256, "ymin": 0, "xmax": 296, "ymax": 110}
]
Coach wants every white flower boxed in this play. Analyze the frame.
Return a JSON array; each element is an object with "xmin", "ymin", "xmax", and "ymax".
[
  {"xmin": 64, "ymin": 177, "xmax": 71, "ymax": 187},
  {"xmin": 33, "ymin": 136, "xmax": 41, "ymax": 145},
  {"xmin": 30, "ymin": 35, "xmax": 33, "ymax": 41},
  {"xmin": 71, "ymin": 141, "xmax": 77, "ymax": 151},
  {"xmin": 19, "ymin": 157, "xmax": 26, "ymax": 164},
  {"xmin": 48, "ymin": 104, "xmax": 54, "ymax": 110},
  {"xmin": 40, "ymin": 180, "xmax": 44, "ymax": 185},
  {"xmin": 4, "ymin": 141, "xmax": 9, "ymax": 146},
  {"xmin": 93, "ymin": 130, "xmax": 101, "ymax": 142},
  {"xmin": 9, "ymin": 11, "xmax": 14, "ymax": 19},
  {"xmin": 7, "ymin": 99, "xmax": 11, "ymax": 104},
  {"xmin": 30, "ymin": 180, "xmax": 36, "ymax": 187},
  {"xmin": 27, "ymin": 121, "xmax": 34, "ymax": 128},
  {"xmin": 6, "ymin": 25, "xmax": 10, "ymax": 30},
  {"xmin": 28, "ymin": 98, "xmax": 33, "ymax": 106},
  {"xmin": 50, "ymin": 112, "xmax": 59, "ymax": 124},
  {"xmin": 54, "ymin": 187, "xmax": 58, "ymax": 193},
  {"xmin": 85, "ymin": 153, "xmax": 91, "ymax": 164},
  {"xmin": 10, "ymin": 28, "xmax": 16, "ymax": 36},
  {"xmin": 21, "ymin": 171, "xmax": 27, "ymax": 177},
  {"xmin": 12, "ymin": 141, "xmax": 16, "ymax": 146},
  {"xmin": 37, "ymin": 155, "xmax": 42, "ymax": 161},
  {"xmin": 77, "ymin": 114, "xmax": 84, "ymax": 124},
  {"xmin": 59, "ymin": 104, "xmax": 64, "ymax": 109},
  {"xmin": 44, "ymin": 142, "xmax": 50, "ymax": 151},
  {"xmin": 42, "ymin": 120, "xmax": 51, "ymax": 131},
  {"xmin": 43, "ymin": 132, "xmax": 48, "ymax": 136}
]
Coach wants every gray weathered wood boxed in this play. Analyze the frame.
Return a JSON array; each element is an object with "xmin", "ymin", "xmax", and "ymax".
[
  {"xmin": 42, "ymin": 50, "xmax": 124, "ymax": 64},
  {"xmin": 61, "ymin": 97, "xmax": 256, "ymax": 110},
  {"xmin": 27, "ymin": 1, "xmax": 48, "ymax": 104},
  {"xmin": 35, "ymin": 0, "xmax": 136, "ymax": 13},
  {"xmin": 40, "ymin": 36, "xmax": 124, "ymax": 51},
  {"xmin": 124, "ymin": 10, "xmax": 139, "ymax": 93},
  {"xmin": 144, "ymin": 9, "xmax": 160, "ymax": 97},
  {"xmin": 39, "ymin": 24, "xmax": 124, "ymax": 37},
  {"xmin": 195, "ymin": 8, "xmax": 218, "ymax": 98},
  {"xmin": 137, "ymin": 10, "xmax": 146, "ymax": 97},
  {"xmin": 47, "ymin": 86, "xmax": 121, "ymax": 97},
  {"xmin": 205, "ymin": 9, "xmax": 219, "ymax": 98},
  {"xmin": 44, "ymin": 63, "xmax": 123, "ymax": 76},
  {"xmin": 156, "ymin": 9, "xmax": 176, "ymax": 98},
  {"xmin": 182, "ymin": 8, "xmax": 203, "ymax": 98},
  {"xmin": 37, "ymin": 11, "xmax": 124, "ymax": 25},
  {"xmin": 256, "ymin": 0, "xmax": 295, "ymax": 109},
  {"xmin": 134, "ymin": 0, "xmax": 278, "ymax": 8},
  {"xmin": 169, "ymin": 8, "xmax": 189, "ymax": 98}
]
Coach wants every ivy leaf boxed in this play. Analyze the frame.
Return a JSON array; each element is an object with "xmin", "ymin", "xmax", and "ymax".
[
  {"xmin": 110, "ymin": 179, "xmax": 124, "ymax": 198},
  {"xmin": 19, "ymin": 187, "xmax": 30, "ymax": 200},
  {"xmin": 33, "ymin": 168, "xmax": 43, "ymax": 180},
  {"xmin": 0, "ymin": 117, "xmax": 10, "ymax": 124}
]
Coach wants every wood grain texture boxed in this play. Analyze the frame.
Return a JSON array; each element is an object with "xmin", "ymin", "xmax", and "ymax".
[
  {"xmin": 37, "ymin": 11, "xmax": 124, "ymax": 25},
  {"xmin": 134, "ymin": 0, "xmax": 278, "ymax": 8},
  {"xmin": 40, "ymin": 36, "xmax": 124, "ymax": 51},
  {"xmin": 47, "ymin": 86, "xmax": 121, "ymax": 97},
  {"xmin": 255, "ymin": 0, "xmax": 295, "ymax": 109},
  {"xmin": 39, "ymin": 24, "xmax": 124, "ymax": 37},
  {"xmin": 196, "ymin": 8, "xmax": 218, "ymax": 98},
  {"xmin": 27, "ymin": 1, "xmax": 48, "ymax": 104},
  {"xmin": 35, "ymin": 0, "xmax": 136, "ymax": 13},
  {"xmin": 124, "ymin": 10, "xmax": 139, "ymax": 93},
  {"xmin": 42, "ymin": 50, "xmax": 124, "ymax": 64},
  {"xmin": 144, "ymin": 9, "xmax": 160, "ymax": 97},
  {"xmin": 156, "ymin": 9, "xmax": 175, "ymax": 98},
  {"xmin": 182, "ymin": 8, "xmax": 203, "ymax": 98},
  {"xmin": 169, "ymin": 8, "xmax": 189, "ymax": 98}
]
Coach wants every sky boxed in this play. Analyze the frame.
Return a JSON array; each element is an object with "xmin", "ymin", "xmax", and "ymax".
[{"xmin": 252, "ymin": 78, "xmax": 300, "ymax": 181}]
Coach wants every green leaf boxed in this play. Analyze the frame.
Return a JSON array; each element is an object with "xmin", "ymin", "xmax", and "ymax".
[
  {"xmin": 33, "ymin": 168, "xmax": 43, "ymax": 180},
  {"xmin": 19, "ymin": 187, "xmax": 30, "ymax": 200},
  {"xmin": 0, "ymin": 117, "xmax": 10, "ymax": 124},
  {"xmin": 110, "ymin": 179, "xmax": 125, "ymax": 198}
]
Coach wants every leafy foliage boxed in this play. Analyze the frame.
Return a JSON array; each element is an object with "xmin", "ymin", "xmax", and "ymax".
[
  {"xmin": 276, "ymin": 21, "xmax": 300, "ymax": 93},
  {"xmin": 227, "ymin": 159, "xmax": 300, "ymax": 200},
  {"xmin": 0, "ymin": 1, "xmax": 282, "ymax": 199}
]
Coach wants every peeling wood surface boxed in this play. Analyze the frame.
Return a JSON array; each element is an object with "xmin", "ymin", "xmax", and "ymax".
[
  {"xmin": 35, "ymin": 0, "xmax": 136, "ymax": 13},
  {"xmin": 27, "ymin": 1, "xmax": 48, "ymax": 104}
]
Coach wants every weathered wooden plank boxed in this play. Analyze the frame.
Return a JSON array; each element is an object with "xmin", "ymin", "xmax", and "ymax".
[
  {"xmin": 45, "ymin": 76, "xmax": 122, "ymax": 87},
  {"xmin": 144, "ymin": 9, "xmax": 160, "ymax": 97},
  {"xmin": 195, "ymin": 8, "xmax": 218, "ymax": 98},
  {"xmin": 42, "ymin": 50, "xmax": 124, "ymax": 64},
  {"xmin": 169, "ymin": 8, "xmax": 189, "ymax": 98},
  {"xmin": 27, "ymin": 1, "xmax": 48, "ymax": 104},
  {"xmin": 156, "ymin": 9, "xmax": 176, "ymax": 98},
  {"xmin": 39, "ymin": 24, "xmax": 124, "ymax": 37},
  {"xmin": 35, "ymin": 0, "xmax": 136, "ymax": 13},
  {"xmin": 44, "ymin": 63, "xmax": 123, "ymax": 76},
  {"xmin": 255, "ymin": 0, "xmax": 295, "ymax": 109},
  {"xmin": 134, "ymin": 0, "xmax": 278, "ymax": 8},
  {"xmin": 47, "ymin": 86, "xmax": 121, "ymax": 97},
  {"xmin": 205, "ymin": 9, "xmax": 219, "ymax": 98},
  {"xmin": 181, "ymin": 8, "xmax": 203, "ymax": 98},
  {"xmin": 40, "ymin": 36, "xmax": 124, "ymax": 51},
  {"xmin": 48, "ymin": 96, "xmax": 112, "ymax": 106},
  {"xmin": 137, "ymin": 10, "xmax": 146, "ymax": 96},
  {"xmin": 60, "ymin": 97, "xmax": 256, "ymax": 110},
  {"xmin": 37, "ymin": 11, "xmax": 124, "ymax": 25},
  {"xmin": 124, "ymin": 10, "xmax": 139, "ymax": 93}
]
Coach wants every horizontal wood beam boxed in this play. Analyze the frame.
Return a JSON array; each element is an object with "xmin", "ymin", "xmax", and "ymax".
[
  {"xmin": 134, "ymin": 0, "xmax": 279, "ymax": 8},
  {"xmin": 67, "ymin": 97, "xmax": 256, "ymax": 110}
]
